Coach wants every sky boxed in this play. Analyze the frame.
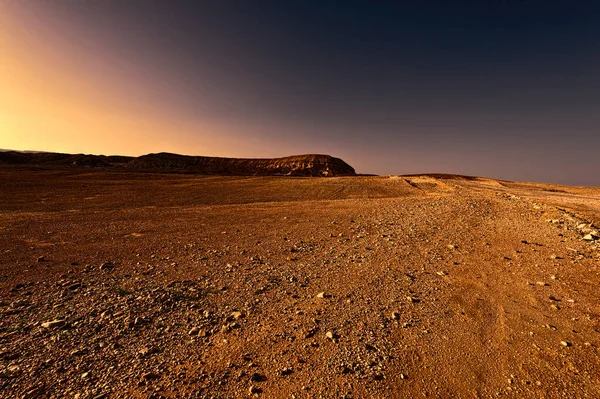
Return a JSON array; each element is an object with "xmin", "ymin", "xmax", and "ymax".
[{"xmin": 0, "ymin": 1, "xmax": 599, "ymax": 185}]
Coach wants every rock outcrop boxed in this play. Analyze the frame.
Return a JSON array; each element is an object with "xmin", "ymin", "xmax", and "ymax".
[{"xmin": 0, "ymin": 151, "xmax": 356, "ymax": 176}]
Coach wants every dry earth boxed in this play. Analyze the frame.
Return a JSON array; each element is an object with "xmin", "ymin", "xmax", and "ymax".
[{"xmin": 0, "ymin": 168, "xmax": 599, "ymax": 398}]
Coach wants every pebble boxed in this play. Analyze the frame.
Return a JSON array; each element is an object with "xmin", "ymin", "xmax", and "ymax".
[
  {"xmin": 231, "ymin": 311, "xmax": 244, "ymax": 320},
  {"xmin": 560, "ymin": 341, "xmax": 571, "ymax": 347},
  {"xmin": 249, "ymin": 385, "xmax": 262, "ymax": 394},
  {"xmin": 41, "ymin": 319, "xmax": 65, "ymax": 329},
  {"xmin": 583, "ymin": 233, "xmax": 598, "ymax": 241},
  {"xmin": 391, "ymin": 311, "xmax": 400, "ymax": 320},
  {"xmin": 142, "ymin": 372, "xmax": 160, "ymax": 380},
  {"xmin": 250, "ymin": 372, "xmax": 266, "ymax": 382},
  {"xmin": 100, "ymin": 262, "xmax": 115, "ymax": 270}
]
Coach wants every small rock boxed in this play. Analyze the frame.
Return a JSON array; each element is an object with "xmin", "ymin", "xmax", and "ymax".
[
  {"xmin": 41, "ymin": 319, "xmax": 65, "ymax": 329},
  {"xmin": 583, "ymin": 233, "xmax": 598, "ymax": 241},
  {"xmin": 391, "ymin": 311, "xmax": 401, "ymax": 320},
  {"xmin": 250, "ymin": 372, "xmax": 266, "ymax": 382},
  {"xmin": 142, "ymin": 372, "xmax": 160, "ymax": 380},
  {"xmin": 316, "ymin": 292, "xmax": 327, "ymax": 299},
  {"xmin": 231, "ymin": 311, "xmax": 244, "ymax": 320},
  {"xmin": 8, "ymin": 365, "xmax": 21, "ymax": 374},
  {"xmin": 67, "ymin": 282, "xmax": 81, "ymax": 290},
  {"xmin": 81, "ymin": 372, "xmax": 90, "ymax": 379},
  {"xmin": 373, "ymin": 373, "xmax": 384, "ymax": 380},
  {"xmin": 249, "ymin": 385, "xmax": 262, "ymax": 394},
  {"xmin": 560, "ymin": 341, "xmax": 571, "ymax": 347},
  {"xmin": 188, "ymin": 327, "xmax": 200, "ymax": 336},
  {"xmin": 139, "ymin": 346, "xmax": 160, "ymax": 357},
  {"xmin": 100, "ymin": 262, "xmax": 115, "ymax": 270}
]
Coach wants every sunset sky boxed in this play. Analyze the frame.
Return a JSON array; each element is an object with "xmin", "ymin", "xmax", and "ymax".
[{"xmin": 1, "ymin": 1, "xmax": 599, "ymax": 185}]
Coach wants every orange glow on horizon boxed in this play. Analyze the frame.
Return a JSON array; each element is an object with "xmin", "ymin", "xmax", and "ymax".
[{"xmin": 0, "ymin": 5, "xmax": 265, "ymax": 157}]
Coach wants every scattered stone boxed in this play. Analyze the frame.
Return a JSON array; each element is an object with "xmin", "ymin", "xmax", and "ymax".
[
  {"xmin": 548, "ymin": 296, "xmax": 560, "ymax": 302},
  {"xmin": 67, "ymin": 282, "xmax": 81, "ymax": 290},
  {"xmin": 248, "ymin": 386, "xmax": 262, "ymax": 394},
  {"xmin": 326, "ymin": 331, "xmax": 336, "ymax": 340},
  {"xmin": 391, "ymin": 311, "xmax": 401, "ymax": 320},
  {"xmin": 41, "ymin": 319, "xmax": 65, "ymax": 329},
  {"xmin": 231, "ymin": 311, "xmax": 244, "ymax": 320},
  {"xmin": 189, "ymin": 327, "xmax": 200, "ymax": 336},
  {"xmin": 536, "ymin": 282, "xmax": 548, "ymax": 286},
  {"xmin": 142, "ymin": 372, "xmax": 160, "ymax": 380},
  {"xmin": 100, "ymin": 262, "xmax": 115, "ymax": 270},
  {"xmin": 406, "ymin": 296, "xmax": 419, "ymax": 303},
  {"xmin": 8, "ymin": 365, "xmax": 21, "ymax": 374},
  {"xmin": 139, "ymin": 346, "xmax": 160, "ymax": 357},
  {"xmin": 583, "ymin": 233, "xmax": 598, "ymax": 241},
  {"xmin": 279, "ymin": 367, "xmax": 293, "ymax": 376},
  {"xmin": 250, "ymin": 372, "xmax": 266, "ymax": 382},
  {"xmin": 560, "ymin": 341, "xmax": 571, "ymax": 347}
]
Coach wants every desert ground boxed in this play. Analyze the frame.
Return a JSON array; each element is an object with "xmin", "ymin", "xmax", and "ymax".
[{"xmin": 0, "ymin": 167, "xmax": 599, "ymax": 398}]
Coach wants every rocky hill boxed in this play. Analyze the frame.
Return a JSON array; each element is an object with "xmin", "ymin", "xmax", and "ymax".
[{"xmin": 0, "ymin": 151, "xmax": 355, "ymax": 176}]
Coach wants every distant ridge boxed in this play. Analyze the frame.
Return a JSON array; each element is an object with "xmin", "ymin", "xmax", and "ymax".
[{"xmin": 0, "ymin": 151, "xmax": 356, "ymax": 176}]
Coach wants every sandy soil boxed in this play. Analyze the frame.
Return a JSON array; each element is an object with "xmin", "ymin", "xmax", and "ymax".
[{"xmin": 1, "ymin": 168, "xmax": 599, "ymax": 398}]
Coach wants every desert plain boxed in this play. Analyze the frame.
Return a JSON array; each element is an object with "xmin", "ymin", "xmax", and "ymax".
[{"xmin": 0, "ymin": 167, "xmax": 599, "ymax": 398}]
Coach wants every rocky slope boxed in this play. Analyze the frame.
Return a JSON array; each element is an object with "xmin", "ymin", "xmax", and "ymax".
[{"xmin": 0, "ymin": 151, "xmax": 355, "ymax": 176}]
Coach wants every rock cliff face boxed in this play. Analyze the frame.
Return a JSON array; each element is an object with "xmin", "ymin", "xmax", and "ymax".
[
  {"xmin": 0, "ymin": 151, "xmax": 356, "ymax": 176},
  {"xmin": 127, "ymin": 153, "xmax": 355, "ymax": 176}
]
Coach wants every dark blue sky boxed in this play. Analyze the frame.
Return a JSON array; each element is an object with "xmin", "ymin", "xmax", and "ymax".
[{"xmin": 2, "ymin": 1, "xmax": 599, "ymax": 185}]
